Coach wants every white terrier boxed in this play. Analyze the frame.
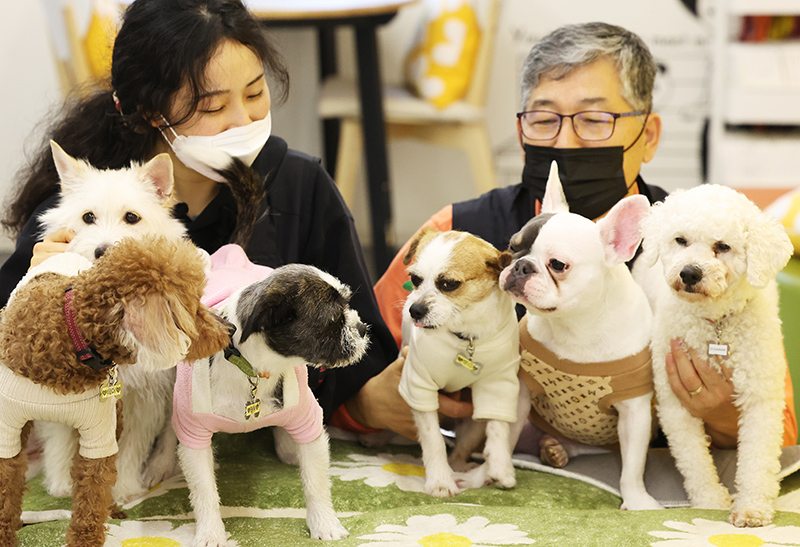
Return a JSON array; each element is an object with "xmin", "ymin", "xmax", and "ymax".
[{"xmin": 36, "ymin": 141, "xmax": 189, "ymax": 503}]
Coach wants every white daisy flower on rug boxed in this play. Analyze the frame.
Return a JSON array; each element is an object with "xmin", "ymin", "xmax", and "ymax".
[
  {"xmin": 357, "ymin": 513, "xmax": 535, "ymax": 546},
  {"xmin": 104, "ymin": 520, "xmax": 233, "ymax": 547},
  {"xmin": 649, "ymin": 518, "xmax": 800, "ymax": 546},
  {"xmin": 330, "ymin": 453, "xmax": 427, "ymax": 492}
]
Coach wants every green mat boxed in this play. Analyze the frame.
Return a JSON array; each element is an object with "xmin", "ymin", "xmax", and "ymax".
[{"xmin": 16, "ymin": 429, "xmax": 800, "ymax": 546}]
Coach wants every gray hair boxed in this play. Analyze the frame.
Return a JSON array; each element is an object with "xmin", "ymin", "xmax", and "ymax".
[{"xmin": 520, "ymin": 22, "xmax": 656, "ymax": 112}]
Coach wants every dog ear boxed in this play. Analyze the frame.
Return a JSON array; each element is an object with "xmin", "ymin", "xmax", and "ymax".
[
  {"xmin": 122, "ymin": 293, "xmax": 192, "ymax": 372},
  {"xmin": 639, "ymin": 200, "xmax": 667, "ymax": 267},
  {"xmin": 239, "ymin": 290, "xmax": 297, "ymax": 344},
  {"xmin": 139, "ymin": 153, "xmax": 175, "ymax": 204},
  {"xmin": 403, "ymin": 226, "xmax": 439, "ymax": 266},
  {"xmin": 185, "ymin": 308, "xmax": 233, "ymax": 362},
  {"xmin": 50, "ymin": 140, "xmax": 89, "ymax": 194},
  {"xmin": 541, "ymin": 161, "xmax": 569, "ymax": 215},
  {"xmin": 596, "ymin": 194, "xmax": 651, "ymax": 266},
  {"xmin": 488, "ymin": 250, "xmax": 513, "ymax": 273},
  {"xmin": 744, "ymin": 211, "xmax": 793, "ymax": 288}
]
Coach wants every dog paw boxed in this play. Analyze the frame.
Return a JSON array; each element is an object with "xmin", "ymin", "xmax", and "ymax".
[
  {"xmin": 690, "ymin": 487, "xmax": 733, "ymax": 511},
  {"xmin": 487, "ymin": 460, "xmax": 516, "ymax": 490},
  {"xmin": 539, "ymin": 436, "xmax": 568, "ymax": 468},
  {"xmin": 620, "ymin": 493, "xmax": 663, "ymax": 511},
  {"xmin": 193, "ymin": 529, "xmax": 231, "ymax": 547},
  {"xmin": 143, "ymin": 451, "xmax": 179, "ymax": 490},
  {"xmin": 309, "ymin": 519, "xmax": 349, "ymax": 540},
  {"xmin": 729, "ymin": 501, "xmax": 775, "ymax": 528},
  {"xmin": 113, "ymin": 476, "xmax": 147, "ymax": 505},
  {"xmin": 425, "ymin": 478, "xmax": 461, "ymax": 498},
  {"xmin": 43, "ymin": 476, "xmax": 72, "ymax": 498}
]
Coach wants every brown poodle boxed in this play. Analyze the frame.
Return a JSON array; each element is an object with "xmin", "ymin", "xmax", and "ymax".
[{"xmin": 0, "ymin": 235, "xmax": 231, "ymax": 547}]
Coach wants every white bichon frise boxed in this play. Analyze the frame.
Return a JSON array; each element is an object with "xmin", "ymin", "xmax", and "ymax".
[{"xmin": 642, "ymin": 184, "xmax": 793, "ymax": 527}]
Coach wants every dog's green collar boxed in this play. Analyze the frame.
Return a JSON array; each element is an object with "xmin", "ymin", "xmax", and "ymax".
[
  {"xmin": 224, "ymin": 344, "xmax": 257, "ymax": 378},
  {"xmin": 219, "ymin": 310, "xmax": 259, "ymax": 378}
]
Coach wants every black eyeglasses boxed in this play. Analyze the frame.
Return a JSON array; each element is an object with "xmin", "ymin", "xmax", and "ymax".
[{"xmin": 516, "ymin": 110, "xmax": 647, "ymax": 141}]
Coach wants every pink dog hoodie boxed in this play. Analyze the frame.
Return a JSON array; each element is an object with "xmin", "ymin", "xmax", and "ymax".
[{"xmin": 172, "ymin": 245, "xmax": 323, "ymax": 450}]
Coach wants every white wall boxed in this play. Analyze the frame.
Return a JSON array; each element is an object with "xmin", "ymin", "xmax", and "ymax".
[{"xmin": 0, "ymin": 0, "xmax": 710, "ymax": 255}]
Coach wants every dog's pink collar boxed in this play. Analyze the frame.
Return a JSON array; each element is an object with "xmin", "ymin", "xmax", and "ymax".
[{"xmin": 64, "ymin": 286, "xmax": 114, "ymax": 371}]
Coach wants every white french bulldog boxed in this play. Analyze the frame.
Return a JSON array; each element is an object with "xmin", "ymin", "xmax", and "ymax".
[{"xmin": 489, "ymin": 161, "xmax": 662, "ymax": 511}]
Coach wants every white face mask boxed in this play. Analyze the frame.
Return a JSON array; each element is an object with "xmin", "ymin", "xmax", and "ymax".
[{"xmin": 160, "ymin": 111, "xmax": 272, "ymax": 182}]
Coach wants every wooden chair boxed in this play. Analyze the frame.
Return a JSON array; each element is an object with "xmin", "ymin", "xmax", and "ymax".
[{"xmin": 317, "ymin": 0, "xmax": 501, "ymax": 207}]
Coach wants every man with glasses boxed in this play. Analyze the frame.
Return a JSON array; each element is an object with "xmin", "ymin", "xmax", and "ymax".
[{"xmin": 362, "ymin": 22, "xmax": 796, "ymax": 449}]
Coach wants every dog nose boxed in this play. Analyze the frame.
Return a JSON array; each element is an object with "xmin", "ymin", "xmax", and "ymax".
[
  {"xmin": 513, "ymin": 259, "xmax": 536, "ymax": 278},
  {"xmin": 680, "ymin": 265, "xmax": 703, "ymax": 286},
  {"xmin": 94, "ymin": 245, "xmax": 109, "ymax": 259},
  {"xmin": 356, "ymin": 322, "xmax": 367, "ymax": 338},
  {"xmin": 409, "ymin": 302, "xmax": 428, "ymax": 321}
]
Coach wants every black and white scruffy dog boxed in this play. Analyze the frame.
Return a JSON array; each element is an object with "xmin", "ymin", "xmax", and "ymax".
[{"xmin": 172, "ymin": 245, "xmax": 369, "ymax": 545}]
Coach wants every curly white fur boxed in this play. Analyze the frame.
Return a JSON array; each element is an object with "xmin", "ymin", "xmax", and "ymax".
[{"xmin": 641, "ymin": 184, "xmax": 793, "ymax": 527}]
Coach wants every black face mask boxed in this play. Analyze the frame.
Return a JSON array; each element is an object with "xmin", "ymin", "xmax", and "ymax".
[{"xmin": 521, "ymin": 144, "xmax": 633, "ymax": 220}]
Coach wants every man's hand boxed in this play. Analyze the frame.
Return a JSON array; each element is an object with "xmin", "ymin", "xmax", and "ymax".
[
  {"xmin": 30, "ymin": 227, "xmax": 75, "ymax": 269},
  {"xmin": 666, "ymin": 338, "xmax": 739, "ymax": 448},
  {"xmin": 345, "ymin": 347, "xmax": 473, "ymax": 441}
]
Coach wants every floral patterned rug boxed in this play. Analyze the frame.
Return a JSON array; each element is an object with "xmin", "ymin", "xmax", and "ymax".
[{"xmin": 16, "ymin": 429, "xmax": 800, "ymax": 547}]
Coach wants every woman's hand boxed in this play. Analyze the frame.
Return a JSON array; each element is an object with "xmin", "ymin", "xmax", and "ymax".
[
  {"xmin": 345, "ymin": 347, "xmax": 474, "ymax": 441},
  {"xmin": 666, "ymin": 338, "xmax": 739, "ymax": 448},
  {"xmin": 30, "ymin": 228, "xmax": 75, "ymax": 269}
]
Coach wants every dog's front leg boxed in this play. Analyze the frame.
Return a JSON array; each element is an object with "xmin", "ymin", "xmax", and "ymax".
[
  {"xmin": 413, "ymin": 409, "xmax": 459, "ymax": 497},
  {"xmin": 66, "ymin": 454, "xmax": 115, "ymax": 547},
  {"xmin": 614, "ymin": 393, "xmax": 662, "ymax": 510},
  {"xmin": 729, "ymin": 397, "xmax": 784, "ymax": 527},
  {"xmin": 483, "ymin": 420, "xmax": 515, "ymax": 489},
  {"xmin": 655, "ymin": 386, "xmax": 731, "ymax": 509},
  {"xmin": 295, "ymin": 429, "xmax": 348, "ymax": 540},
  {"xmin": 178, "ymin": 443, "xmax": 229, "ymax": 547}
]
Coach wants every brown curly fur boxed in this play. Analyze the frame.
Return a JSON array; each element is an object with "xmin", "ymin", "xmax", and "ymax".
[{"xmin": 0, "ymin": 235, "xmax": 231, "ymax": 546}]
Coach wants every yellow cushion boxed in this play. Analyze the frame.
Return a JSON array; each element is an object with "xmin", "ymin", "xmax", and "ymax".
[
  {"xmin": 84, "ymin": 0, "xmax": 119, "ymax": 81},
  {"xmin": 404, "ymin": 0, "xmax": 481, "ymax": 109},
  {"xmin": 765, "ymin": 188, "xmax": 800, "ymax": 255}
]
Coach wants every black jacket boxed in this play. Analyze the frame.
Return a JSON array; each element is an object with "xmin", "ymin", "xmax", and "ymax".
[
  {"xmin": 0, "ymin": 136, "xmax": 399, "ymax": 421},
  {"xmin": 451, "ymin": 175, "xmax": 668, "ymax": 251}
]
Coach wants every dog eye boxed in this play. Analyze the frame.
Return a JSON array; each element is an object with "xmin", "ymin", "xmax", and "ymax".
[
  {"xmin": 410, "ymin": 274, "xmax": 422, "ymax": 288},
  {"xmin": 124, "ymin": 212, "xmax": 141, "ymax": 225},
  {"xmin": 82, "ymin": 212, "xmax": 96, "ymax": 225},
  {"xmin": 437, "ymin": 279, "xmax": 462, "ymax": 292},
  {"xmin": 714, "ymin": 241, "xmax": 731, "ymax": 254},
  {"xmin": 675, "ymin": 236, "xmax": 688, "ymax": 246},
  {"xmin": 549, "ymin": 259, "xmax": 567, "ymax": 272}
]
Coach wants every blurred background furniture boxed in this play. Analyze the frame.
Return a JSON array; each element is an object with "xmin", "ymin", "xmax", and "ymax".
[
  {"xmin": 48, "ymin": 0, "xmax": 117, "ymax": 96},
  {"xmin": 249, "ymin": 0, "xmax": 418, "ymax": 275},
  {"xmin": 318, "ymin": 0, "xmax": 500, "ymax": 213}
]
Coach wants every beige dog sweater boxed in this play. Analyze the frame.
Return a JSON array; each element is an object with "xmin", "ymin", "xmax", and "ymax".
[{"xmin": 518, "ymin": 316, "xmax": 654, "ymax": 446}]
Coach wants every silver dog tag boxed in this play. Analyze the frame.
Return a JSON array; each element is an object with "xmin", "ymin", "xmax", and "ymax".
[{"xmin": 708, "ymin": 342, "xmax": 730, "ymax": 359}]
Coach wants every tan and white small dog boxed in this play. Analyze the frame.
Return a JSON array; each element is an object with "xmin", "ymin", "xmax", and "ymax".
[
  {"xmin": 399, "ymin": 228, "xmax": 519, "ymax": 497},
  {"xmin": 36, "ymin": 142, "xmax": 189, "ymax": 504},
  {"xmin": 642, "ymin": 184, "xmax": 793, "ymax": 527}
]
